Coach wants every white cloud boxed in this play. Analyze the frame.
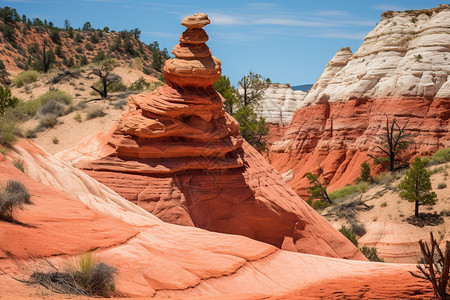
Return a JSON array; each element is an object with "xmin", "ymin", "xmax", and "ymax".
[{"xmin": 209, "ymin": 13, "xmax": 245, "ymax": 26}]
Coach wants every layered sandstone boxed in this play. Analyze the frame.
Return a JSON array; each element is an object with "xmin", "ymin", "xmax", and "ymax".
[
  {"xmin": 0, "ymin": 140, "xmax": 433, "ymax": 298},
  {"xmin": 57, "ymin": 14, "xmax": 364, "ymax": 259},
  {"xmin": 254, "ymin": 83, "xmax": 307, "ymax": 125},
  {"xmin": 270, "ymin": 5, "xmax": 450, "ymax": 196}
]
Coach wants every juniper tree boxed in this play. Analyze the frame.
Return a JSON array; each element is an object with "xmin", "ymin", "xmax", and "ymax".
[
  {"xmin": 305, "ymin": 169, "xmax": 332, "ymax": 204},
  {"xmin": 399, "ymin": 157, "xmax": 437, "ymax": 217}
]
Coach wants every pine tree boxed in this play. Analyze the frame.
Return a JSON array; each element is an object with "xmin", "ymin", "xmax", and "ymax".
[
  {"xmin": 398, "ymin": 157, "xmax": 437, "ymax": 217},
  {"xmin": 305, "ymin": 170, "xmax": 332, "ymax": 204}
]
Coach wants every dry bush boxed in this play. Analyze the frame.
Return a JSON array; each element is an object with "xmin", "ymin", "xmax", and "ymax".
[{"xmin": 0, "ymin": 180, "xmax": 32, "ymax": 222}]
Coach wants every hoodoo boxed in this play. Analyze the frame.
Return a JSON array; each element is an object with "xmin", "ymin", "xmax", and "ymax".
[{"xmin": 57, "ymin": 13, "xmax": 364, "ymax": 259}]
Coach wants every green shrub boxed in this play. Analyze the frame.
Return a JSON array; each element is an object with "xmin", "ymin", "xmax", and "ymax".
[
  {"xmin": 431, "ymin": 148, "xmax": 450, "ymax": 164},
  {"xmin": 92, "ymin": 51, "xmax": 106, "ymax": 63},
  {"xmin": 93, "ymin": 80, "xmax": 126, "ymax": 93},
  {"xmin": 85, "ymin": 43, "xmax": 94, "ymax": 51},
  {"xmin": 0, "ymin": 180, "xmax": 32, "ymax": 222},
  {"xmin": 0, "ymin": 119, "xmax": 20, "ymax": 147},
  {"xmin": 37, "ymin": 100, "xmax": 67, "ymax": 117},
  {"xmin": 52, "ymin": 137, "xmax": 59, "ymax": 144},
  {"xmin": 37, "ymin": 90, "xmax": 72, "ymax": 105},
  {"xmin": 328, "ymin": 182, "xmax": 369, "ymax": 201},
  {"xmin": 86, "ymin": 106, "xmax": 106, "ymax": 120},
  {"xmin": 381, "ymin": 202, "xmax": 387, "ymax": 207},
  {"xmin": 360, "ymin": 246, "xmax": 384, "ymax": 262},
  {"xmin": 25, "ymin": 129, "xmax": 36, "ymax": 138},
  {"xmin": 36, "ymin": 114, "xmax": 58, "ymax": 131},
  {"xmin": 437, "ymin": 182, "xmax": 447, "ymax": 189},
  {"xmin": 8, "ymin": 99, "xmax": 43, "ymax": 121},
  {"xmin": 421, "ymin": 156, "xmax": 431, "ymax": 166},
  {"xmin": 129, "ymin": 77, "xmax": 150, "ymax": 91},
  {"xmin": 12, "ymin": 70, "xmax": 39, "ymax": 87},
  {"xmin": 0, "ymin": 86, "xmax": 19, "ymax": 115},
  {"xmin": 339, "ymin": 225, "xmax": 358, "ymax": 246},
  {"xmin": 373, "ymin": 171, "xmax": 396, "ymax": 186}
]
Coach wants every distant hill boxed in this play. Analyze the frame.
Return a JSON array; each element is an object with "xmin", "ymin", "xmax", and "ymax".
[
  {"xmin": 291, "ymin": 84, "xmax": 313, "ymax": 92},
  {"xmin": 0, "ymin": 5, "xmax": 168, "ymax": 81}
]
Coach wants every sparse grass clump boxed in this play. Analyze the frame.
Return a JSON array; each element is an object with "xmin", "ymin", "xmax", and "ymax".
[
  {"xmin": 86, "ymin": 106, "xmax": 106, "ymax": 120},
  {"xmin": 27, "ymin": 252, "xmax": 117, "ymax": 297},
  {"xmin": 52, "ymin": 137, "xmax": 59, "ymax": 144},
  {"xmin": 328, "ymin": 182, "xmax": 369, "ymax": 201},
  {"xmin": 36, "ymin": 114, "xmax": 58, "ymax": 131},
  {"xmin": 69, "ymin": 253, "xmax": 117, "ymax": 297},
  {"xmin": 437, "ymin": 182, "xmax": 447, "ymax": 189},
  {"xmin": 12, "ymin": 70, "xmax": 39, "ymax": 87},
  {"xmin": 0, "ymin": 180, "xmax": 32, "ymax": 222},
  {"xmin": 74, "ymin": 112, "xmax": 82, "ymax": 123}
]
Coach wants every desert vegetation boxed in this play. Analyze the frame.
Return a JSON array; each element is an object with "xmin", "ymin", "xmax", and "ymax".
[
  {"xmin": 25, "ymin": 252, "xmax": 118, "ymax": 297},
  {"xmin": 0, "ymin": 179, "xmax": 32, "ymax": 223},
  {"xmin": 214, "ymin": 72, "xmax": 270, "ymax": 151}
]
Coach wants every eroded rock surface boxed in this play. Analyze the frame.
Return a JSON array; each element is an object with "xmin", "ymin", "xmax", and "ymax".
[
  {"xmin": 57, "ymin": 14, "xmax": 363, "ymax": 260},
  {"xmin": 269, "ymin": 5, "xmax": 450, "ymax": 197},
  {"xmin": 0, "ymin": 140, "xmax": 433, "ymax": 298}
]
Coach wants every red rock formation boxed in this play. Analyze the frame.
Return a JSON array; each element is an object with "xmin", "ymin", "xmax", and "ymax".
[
  {"xmin": 0, "ymin": 140, "xmax": 431, "ymax": 298},
  {"xmin": 270, "ymin": 97, "xmax": 450, "ymax": 197},
  {"xmin": 269, "ymin": 6, "xmax": 450, "ymax": 197},
  {"xmin": 57, "ymin": 13, "xmax": 364, "ymax": 260}
]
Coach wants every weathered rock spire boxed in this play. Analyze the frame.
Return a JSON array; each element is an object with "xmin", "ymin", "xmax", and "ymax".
[{"xmin": 163, "ymin": 13, "xmax": 221, "ymax": 88}]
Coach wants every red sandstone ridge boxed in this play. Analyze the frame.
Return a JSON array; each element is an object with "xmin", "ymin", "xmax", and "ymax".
[
  {"xmin": 56, "ymin": 13, "xmax": 363, "ymax": 260},
  {"xmin": 0, "ymin": 140, "xmax": 433, "ymax": 298},
  {"xmin": 269, "ymin": 5, "xmax": 450, "ymax": 197}
]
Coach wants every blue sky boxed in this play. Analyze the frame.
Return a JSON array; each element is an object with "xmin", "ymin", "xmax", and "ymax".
[{"xmin": 2, "ymin": 0, "xmax": 445, "ymax": 86}]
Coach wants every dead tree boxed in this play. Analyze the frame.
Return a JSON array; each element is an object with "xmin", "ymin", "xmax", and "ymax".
[
  {"xmin": 410, "ymin": 232, "xmax": 450, "ymax": 300},
  {"xmin": 40, "ymin": 42, "xmax": 52, "ymax": 73},
  {"xmin": 87, "ymin": 58, "xmax": 119, "ymax": 99},
  {"xmin": 368, "ymin": 115, "xmax": 412, "ymax": 172}
]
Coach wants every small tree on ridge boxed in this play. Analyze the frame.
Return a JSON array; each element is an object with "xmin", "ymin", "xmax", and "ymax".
[{"xmin": 398, "ymin": 157, "xmax": 437, "ymax": 217}]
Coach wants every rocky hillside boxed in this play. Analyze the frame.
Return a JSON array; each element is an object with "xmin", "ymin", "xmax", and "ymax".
[
  {"xmin": 269, "ymin": 4, "xmax": 450, "ymax": 198},
  {"xmin": 0, "ymin": 6, "xmax": 168, "ymax": 79}
]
